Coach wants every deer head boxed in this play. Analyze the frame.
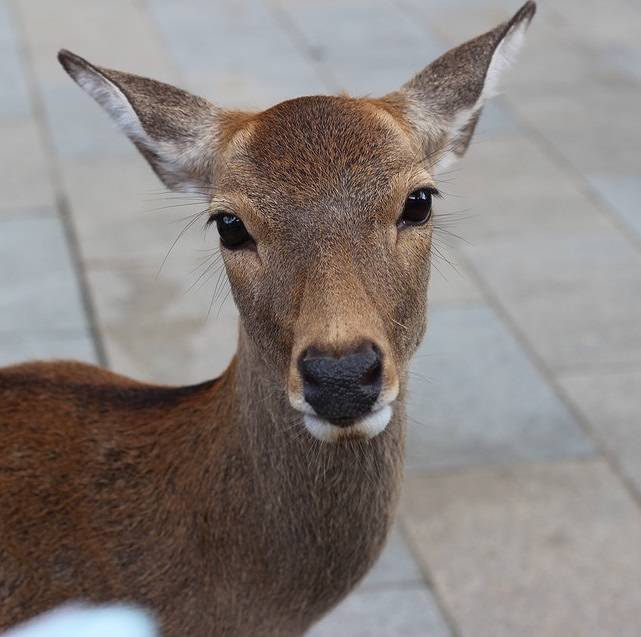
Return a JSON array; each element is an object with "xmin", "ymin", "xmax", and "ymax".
[{"xmin": 58, "ymin": 2, "xmax": 535, "ymax": 443}]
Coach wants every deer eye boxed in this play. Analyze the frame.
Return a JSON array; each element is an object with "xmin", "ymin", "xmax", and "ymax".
[
  {"xmin": 213, "ymin": 213, "xmax": 253, "ymax": 250},
  {"xmin": 398, "ymin": 188, "xmax": 437, "ymax": 227}
]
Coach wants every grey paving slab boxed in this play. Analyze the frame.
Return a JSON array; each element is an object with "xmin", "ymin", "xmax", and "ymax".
[
  {"xmin": 603, "ymin": 44, "xmax": 641, "ymax": 84},
  {"xmin": 275, "ymin": 0, "xmax": 445, "ymax": 95},
  {"xmin": 0, "ymin": 0, "xmax": 15, "ymax": 41},
  {"xmin": 84, "ymin": 255, "xmax": 232, "ymax": 327},
  {"xmin": 474, "ymin": 99, "xmax": 520, "ymax": 137},
  {"xmin": 360, "ymin": 525, "xmax": 424, "ymax": 591},
  {"xmin": 402, "ymin": 460, "xmax": 641, "ymax": 637},
  {"xmin": 435, "ymin": 133, "xmax": 612, "ymax": 242},
  {"xmin": 550, "ymin": 0, "xmax": 641, "ymax": 50},
  {"xmin": 0, "ymin": 120, "xmax": 55, "ymax": 213},
  {"xmin": 505, "ymin": 14, "xmax": 634, "ymax": 97},
  {"xmin": 14, "ymin": 0, "xmax": 177, "ymax": 84},
  {"xmin": 58, "ymin": 153, "xmax": 237, "ymax": 383},
  {"xmin": 309, "ymin": 586, "xmax": 451, "ymax": 637},
  {"xmin": 559, "ymin": 369, "xmax": 641, "ymax": 497},
  {"xmin": 510, "ymin": 29, "xmax": 623, "ymax": 95},
  {"xmin": 14, "ymin": 0, "xmax": 180, "ymax": 160},
  {"xmin": 406, "ymin": 305, "xmax": 593, "ymax": 471},
  {"xmin": 511, "ymin": 80, "xmax": 641, "ymax": 174},
  {"xmin": 100, "ymin": 311, "xmax": 237, "ymax": 385},
  {"xmin": 586, "ymin": 173, "xmax": 641, "ymax": 243},
  {"xmin": 463, "ymin": 233, "xmax": 641, "ymax": 371},
  {"xmin": 398, "ymin": 0, "xmax": 524, "ymax": 48},
  {"xmin": 0, "ymin": 330, "xmax": 97, "ymax": 367},
  {"xmin": 40, "ymin": 82, "xmax": 134, "ymax": 160},
  {"xmin": 0, "ymin": 211, "xmax": 88, "ymax": 332},
  {"xmin": 147, "ymin": 0, "xmax": 325, "ymax": 108},
  {"xmin": 88, "ymin": 255, "xmax": 238, "ymax": 384},
  {"xmin": 60, "ymin": 157, "xmax": 205, "ymax": 261},
  {"xmin": 0, "ymin": 0, "xmax": 32, "ymax": 118},
  {"xmin": 0, "ymin": 45, "xmax": 31, "ymax": 120},
  {"xmin": 428, "ymin": 257, "xmax": 483, "ymax": 307},
  {"xmin": 187, "ymin": 69, "xmax": 324, "ymax": 113}
]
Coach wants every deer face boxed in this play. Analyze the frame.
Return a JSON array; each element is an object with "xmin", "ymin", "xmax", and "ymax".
[
  {"xmin": 58, "ymin": 2, "xmax": 535, "ymax": 441},
  {"xmin": 213, "ymin": 97, "xmax": 433, "ymax": 439}
]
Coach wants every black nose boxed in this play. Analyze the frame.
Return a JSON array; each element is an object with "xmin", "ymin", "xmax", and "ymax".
[{"xmin": 299, "ymin": 342, "xmax": 383, "ymax": 426}]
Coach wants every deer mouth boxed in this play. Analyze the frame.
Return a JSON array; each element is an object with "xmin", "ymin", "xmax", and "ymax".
[
  {"xmin": 302, "ymin": 404, "xmax": 393, "ymax": 442},
  {"xmin": 288, "ymin": 384, "xmax": 398, "ymax": 442}
]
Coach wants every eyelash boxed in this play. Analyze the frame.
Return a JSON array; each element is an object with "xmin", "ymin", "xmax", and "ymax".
[{"xmin": 205, "ymin": 214, "xmax": 220, "ymax": 228}]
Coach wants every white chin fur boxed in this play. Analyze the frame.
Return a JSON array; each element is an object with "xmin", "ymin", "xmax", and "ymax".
[{"xmin": 303, "ymin": 406, "xmax": 393, "ymax": 442}]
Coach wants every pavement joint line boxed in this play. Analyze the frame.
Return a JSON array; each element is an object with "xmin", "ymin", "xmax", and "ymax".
[
  {"xmin": 391, "ymin": 0, "xmax": 456, "ymax": 52},
  {"xmin": 405, "ymin": 453, "xmax": 601, "ymax": 480},
  {"xmin": 453, "ymin": 243, "xmax": 641, "ymax": 514},
  {"xmin": 8, "ymin": 0, "xmax": 108, "ymax": 367},
  {"xmin": 398, "ymin": 517, "xmax": 462, "ymax": 637},
  {"xmin": 553, "ymin": 358, "xmax": 641, "ymax": 379},
  {"xmin": 492, "ymin": 6, "xmax": 641, "ymax": 256},
  {"xmin": 361, "ymin": 581, "xmax": 435, "ymax": 594},
  {"xmin": 264, "ymin": 0, "xmax": 343, "ymax": 94},
  {"xmin": 404, "ymin": 447, "xmax": 600, "ymax": 476},
  {"xmin": 55, "ymin": 192, "xmax": 109, "ymax": 366},
  {"xmin": 138, "ymin": 0, "xmax": 186, "ymax": 85},
  {"xmin": 503, "ymin": 94, "xmax": 641, "ymax": 256}
]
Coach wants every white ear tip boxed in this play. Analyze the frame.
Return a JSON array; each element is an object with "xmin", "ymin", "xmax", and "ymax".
[
  {"xmin": 3, "ymin": 604, "xmax": 158, "ymax": 637},
  {"xmin": 482, "ymin": 2, "xmax": 535, "ymax": 101}
]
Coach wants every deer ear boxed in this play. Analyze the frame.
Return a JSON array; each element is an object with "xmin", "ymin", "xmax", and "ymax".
[
  {"xmin": 58, "ymin": 49, "xmax": 222, "ymax": 193},
  {"xmin": 392, "ymin": 1, "xmax": 536, "ymax": 170}
]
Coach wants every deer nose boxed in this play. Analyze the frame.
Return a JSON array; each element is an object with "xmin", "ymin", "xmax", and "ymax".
[{"xmin": 298, "ymin": 342, "xmax": 383, "ymax": 426}]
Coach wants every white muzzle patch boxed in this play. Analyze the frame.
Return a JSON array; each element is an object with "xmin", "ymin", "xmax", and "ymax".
[{"xmin": 302, "ymin": 405, "xmax": 393, "ymax": 442}]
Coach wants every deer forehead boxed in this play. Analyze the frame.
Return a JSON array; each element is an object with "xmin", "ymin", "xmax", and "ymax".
[{"xmin": 215, "ymin": 95, "xmax": 426, "ymax": 218}]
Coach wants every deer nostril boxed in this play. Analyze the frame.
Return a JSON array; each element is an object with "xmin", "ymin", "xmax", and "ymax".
[
  {"xmin": 361, "ymin": 344, "xmax": 383, "ymax": 386},
  {"xmin": 299, "ymin": 346, "xmax": 324, "ymax": 386},
  {"xmin": 298, "ymin": 342, "xmax": 384, "ymax": 426}
]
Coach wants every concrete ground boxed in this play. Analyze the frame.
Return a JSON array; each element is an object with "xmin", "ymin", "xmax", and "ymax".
[{"xmin": 2, "ymin": 0, "xmax": 641, "ymax": 634}]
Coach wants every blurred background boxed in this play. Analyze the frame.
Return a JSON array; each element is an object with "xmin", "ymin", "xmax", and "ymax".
[{"xmin": 1, "ymin": 0, "xmax": 641, "ymax": 635}]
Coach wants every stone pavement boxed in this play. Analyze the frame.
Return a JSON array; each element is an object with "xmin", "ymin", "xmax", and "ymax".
[{"xmin": 2, "ymin": 0, "xmax": 641, "ymax": 634}]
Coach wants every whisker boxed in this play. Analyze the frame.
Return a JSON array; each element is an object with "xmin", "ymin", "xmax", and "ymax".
[
  {"xmin": 207, "ymin": 268, "xmax": 229, "ymax": 318},
  {"xmin": 156, "ymin": 209, "xmax": 210, "ymax": 277},
  {"xmin": 142, "ymin": 201, "xmax": 209, "ymax": 214},
  {"xmin": 216, "ymin": 286, "xmax": 233, "ymax": 319}
]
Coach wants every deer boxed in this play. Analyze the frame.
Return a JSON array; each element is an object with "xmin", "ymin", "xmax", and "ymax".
[{"xmin": 0, "ymin": 3, "xmax": 536, "ymax": 636}]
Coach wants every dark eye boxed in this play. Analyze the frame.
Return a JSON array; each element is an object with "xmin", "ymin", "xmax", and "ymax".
[
  {"xmin": 213, "ymin": 213, "xmax": 253, "ymax": 250},
  {"xmin": 399, "ymin": 188, "xmax": 437, "ymax": 227}
]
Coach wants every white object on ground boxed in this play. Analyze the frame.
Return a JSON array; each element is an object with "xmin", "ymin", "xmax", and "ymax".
[{"xmin": 2, "ymin": 604, "xmax": 157, "ymax": 637}]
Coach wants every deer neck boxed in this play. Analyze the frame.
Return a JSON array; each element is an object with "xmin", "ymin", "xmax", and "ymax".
[{"xmin": 209, "ymin": 327, "xmax": 406, "ymax": 608}]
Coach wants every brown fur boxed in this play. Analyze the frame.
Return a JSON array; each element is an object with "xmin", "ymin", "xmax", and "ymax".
[
  {"xmin": 0, "ymin": 4, "xmax": 535, "ymax": 636},
  {"xmin": 0, "ymin": 353, "xmax": 403, "ymax": 636}
]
